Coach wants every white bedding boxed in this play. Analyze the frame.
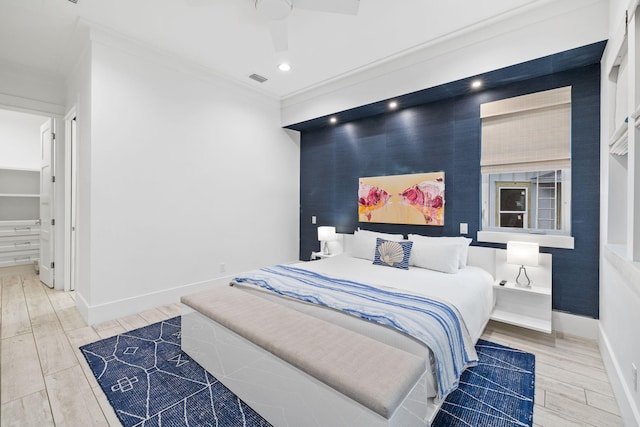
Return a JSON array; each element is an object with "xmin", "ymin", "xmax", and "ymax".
[
  {"xmin": 298, "ymin": 253, "xmax": 495, "ymax": 342},
  {"xmin": 232, "ymin": 252, "xmax": 495, "ymax": 399}
]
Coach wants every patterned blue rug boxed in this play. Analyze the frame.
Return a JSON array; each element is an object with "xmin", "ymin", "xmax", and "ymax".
[
  {"xmin": 81, "ymin": 318, "xmax": 534, "ymax": 427},
  {"xmin": 80, "ymin": 316, "xmax": 271, "ymax": 427},
  {"xmin": 433, "ymin": 339, "xmax": 535, "ymax": 427}
]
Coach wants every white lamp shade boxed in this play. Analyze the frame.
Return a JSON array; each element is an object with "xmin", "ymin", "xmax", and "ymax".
[
  {"xmin": 317, "ymin": 226, "xmax": 336, "ymax": 241},
  {"xmin": 507, "ymin": 241, "xmax": 539, "ymax": 267}
]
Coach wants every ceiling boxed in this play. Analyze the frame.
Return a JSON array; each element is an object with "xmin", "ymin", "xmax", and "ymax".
[{"xmin": 0, "ymin": 0, "xmax": 552, "ymax": 99}]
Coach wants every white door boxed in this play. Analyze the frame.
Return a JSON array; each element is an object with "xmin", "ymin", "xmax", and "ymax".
[{"xmin": 39, "ymin": 119, "xmax": 55, "ymax": 288}]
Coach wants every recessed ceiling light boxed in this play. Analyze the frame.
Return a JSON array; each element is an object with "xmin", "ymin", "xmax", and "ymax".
[
  {"xmin": 278, "ymin": 62, "xmax": 291, "ymax": 72},
  {"xmin": 471, "ymin": 80, "xmax": 483, "ymax": 89},
  {"xmin": 388, "ymin": 100, "xmax": 398, "ymax": 109},
  {"xmin": 329, "ymin": 116, "xmax": 338, "ymax": 124}
]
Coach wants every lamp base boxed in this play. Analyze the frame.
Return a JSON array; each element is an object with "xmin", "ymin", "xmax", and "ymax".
[
  {"xmin": 322, "ymin": 241, "xmax": 330, "ymax": 255},
  {"xmin": 515, "ymin": 265, "xmax": 532, "ymax": 288}
]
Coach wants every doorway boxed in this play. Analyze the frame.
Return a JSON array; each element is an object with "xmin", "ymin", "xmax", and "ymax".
[
  {"xmin": 0, "ymin": 109, "xmax": 52, "ymax": 283},
  {"xmin": 0, "ymin": 105, "xmax": 74, "ymax": 291}
]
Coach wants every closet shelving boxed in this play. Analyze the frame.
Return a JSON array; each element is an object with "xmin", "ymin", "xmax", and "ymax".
[
  {"xmin": 605, "ymin": 0, "xmax": 640, "ymax": 261},
  {"xmin": 0, "ymin": 166, "xmax": 40, "ymax": 267}
]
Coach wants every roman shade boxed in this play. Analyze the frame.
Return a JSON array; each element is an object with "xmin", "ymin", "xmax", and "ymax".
[{"xmin": 480, "ymin": 86, "xmax": 571, "ymax": 174}]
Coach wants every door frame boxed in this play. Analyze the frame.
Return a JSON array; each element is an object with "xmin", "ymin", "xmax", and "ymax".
[
  {"xmin": 0, "ymin": 102, "xmax": 66, "ymax": 289},
  {"xmin": 64, "ymin": 106, "xmax": 77, "ymax": 292}
]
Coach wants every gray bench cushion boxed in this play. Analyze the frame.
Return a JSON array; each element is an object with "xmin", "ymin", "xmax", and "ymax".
[{"xmin": 181, "ymin": 286, "xmax": 426, "ymax": 419}]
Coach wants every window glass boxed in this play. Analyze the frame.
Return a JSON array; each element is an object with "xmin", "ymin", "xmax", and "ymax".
[{"xmin": 482, "ymin": 170, "xmax": 570, "ymax": 235}]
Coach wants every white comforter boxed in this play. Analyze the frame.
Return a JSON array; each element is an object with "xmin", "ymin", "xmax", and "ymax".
[{"xmin": 297, "ymin": 254, "xmax": 494, "ymax": 342}]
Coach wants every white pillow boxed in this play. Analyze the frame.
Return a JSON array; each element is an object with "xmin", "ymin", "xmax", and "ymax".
[
  {"xmin": 351, "ymin": 229, "xmax": 405, "ymax": 261},
  {"xmin": 409, "ymin": 239, "xmax": 462, "ymax": 274},
  {"xmin": 408, "ymin": 235, "xmax": 472, "ymax": 268}
]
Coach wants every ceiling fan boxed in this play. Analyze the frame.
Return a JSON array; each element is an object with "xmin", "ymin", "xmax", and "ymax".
[{"xmin": 255, "ymin": 0, "xmax": 360, "ymax": 51}]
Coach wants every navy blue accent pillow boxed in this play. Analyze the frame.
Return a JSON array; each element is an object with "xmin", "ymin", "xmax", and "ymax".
[{"xmin": 373, "ymin": 238, "xmax": 413, "ymax": 269}]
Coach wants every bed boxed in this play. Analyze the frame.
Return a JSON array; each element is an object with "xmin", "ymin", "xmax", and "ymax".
[{"xmin": 181, "ymin": 231, "xmax": 496, "ymax": 426}]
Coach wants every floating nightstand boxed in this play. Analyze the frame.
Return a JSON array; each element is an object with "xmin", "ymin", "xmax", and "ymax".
[{"xmin": 491, "ymin": 248, "xmax": 553, "ymax": 333}]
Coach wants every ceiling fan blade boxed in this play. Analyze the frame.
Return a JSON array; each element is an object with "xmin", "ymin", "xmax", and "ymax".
[
  {"xmin": 293, "ymin": 0, "xmax": 359, "ymax": 15},
  {"xmin": 268, "ymin": 20, "xmax": 288, "ymax": 52}
]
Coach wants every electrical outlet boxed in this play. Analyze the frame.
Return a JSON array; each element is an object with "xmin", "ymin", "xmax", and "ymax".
[
  {"xmin": 312, "ymin": 215, "xmax": 317, "ymax": 224},
  {"xmin": 220, "ymin": 263, "xmax": 226, "ymax": 273},
  {"xmin": 633, "ymin": 363, "xmax": 638, "ymax": 392}
]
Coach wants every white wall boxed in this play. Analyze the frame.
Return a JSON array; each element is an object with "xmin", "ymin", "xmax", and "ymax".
[
  {"xmin": 600, "ymin": 249, "xmax": 640, "ymax": 426},
  {"xmin": 0, "ymin": 109, "xmax": 47, "ymax": 169},
  {"xmin": 281, "ymin": 0, "xmax": 609, "ymax": 127},
  {"xmin": 599, "ymin": 0, "xmax": 640, "ymax": 425},
  {"xmin": 66, "ymin": 40, "xmax": 93, "ymax": 306},
  {"xmin": 0, "ymin": 59, "xmax": 65, "ymax": 116},
  {"xmin": 74, "ymin": 30, "xmax": 300, "ymax": 323}
]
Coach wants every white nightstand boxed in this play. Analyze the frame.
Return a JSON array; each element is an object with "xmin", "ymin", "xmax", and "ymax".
[
  {"xmin": 490, "ymin": 249, "xmax": 553, "ymax": 334},
  {"xmin": 491, "ymin": 280, "xmax": 552, "ymax": 333},
  {"xmin": 310, "ymin": 251, "xmax": 337, "ymax": 260}
]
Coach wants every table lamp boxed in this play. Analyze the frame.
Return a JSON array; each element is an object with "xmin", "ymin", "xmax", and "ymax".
[
  {"xmin": 507, "ymin": 241, "xmax": 539, "ymax": 287},
  {"xmin": 317, "ymin": 226, "xmax": 336, "ymax": 255}
]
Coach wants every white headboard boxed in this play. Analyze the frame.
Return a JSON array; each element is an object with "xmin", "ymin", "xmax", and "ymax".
[{"xmin": 467, "ymin": 246, "xmax": 496, "ymax": 277}]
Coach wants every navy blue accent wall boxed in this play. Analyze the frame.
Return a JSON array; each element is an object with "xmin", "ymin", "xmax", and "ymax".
[{"xmin": 299, "ymin": 63, "xmax": 601, "ymax": 319}]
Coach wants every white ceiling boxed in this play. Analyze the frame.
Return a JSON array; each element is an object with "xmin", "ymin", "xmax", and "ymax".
[{"xmin": 0, "ymin": 0, "xmax": 548, "ymax": 99}]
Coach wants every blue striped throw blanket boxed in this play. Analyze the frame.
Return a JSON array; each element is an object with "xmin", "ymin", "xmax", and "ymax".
[{"xmin": 232, "ymin": 265, "xmax": 478, "ymax": 399}]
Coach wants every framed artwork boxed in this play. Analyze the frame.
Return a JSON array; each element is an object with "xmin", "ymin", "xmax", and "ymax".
[{"xmin": 358, "ymin": 172, "xmax": 445, "ymax": 225}]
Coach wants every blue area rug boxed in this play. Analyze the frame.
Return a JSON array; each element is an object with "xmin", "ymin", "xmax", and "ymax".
[
  {"xmin": 433, "ymin": 339, "xmax": 535, "ymax": 427},
  {"xmin": 80, "ymin": 316, "xmax": 271, "ymax": 427},
  {"xmin": 81, "ymin": 318, "xmax": 534, "ymax": 427}
]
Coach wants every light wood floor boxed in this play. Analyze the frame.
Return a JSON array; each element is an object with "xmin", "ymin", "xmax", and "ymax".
[{"xmin": 0, "ymin": 266, "xmax": 624, "ymax": 426}]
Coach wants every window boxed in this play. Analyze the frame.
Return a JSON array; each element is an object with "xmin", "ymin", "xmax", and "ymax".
[
  {"xmin": 480, "ymin": 87, "xmax": 572, "ymax": 237},
  {"xmin": 497, "ymin": 183, "xmax": 529, "ymax": 228},
  {"xmin": 485, "ymin": 170, "xmax": 568, "ymax": 232}
]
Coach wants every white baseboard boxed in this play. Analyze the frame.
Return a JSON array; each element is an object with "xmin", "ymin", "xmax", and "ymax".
[
  {"xmin": 75, "ymin": 275, "xmax": 235, "ymax": 325},
  {"xmin": 75, "ymin": 291, "xmax": 90, "ymax": 324},
  {"xmin": 599, "ymin": 324, "xmax": 640, "ymax": 427},
  {"xmin": 552, "ymin": 310, "xmax": 599, "ymax": 340}
]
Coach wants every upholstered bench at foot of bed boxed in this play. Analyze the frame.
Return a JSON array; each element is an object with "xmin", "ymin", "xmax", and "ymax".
[{"xmin": 181, "ymin": 286, "xmax": 434, "ymax": 427}]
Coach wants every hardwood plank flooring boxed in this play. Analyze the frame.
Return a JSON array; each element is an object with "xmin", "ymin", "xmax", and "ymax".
[{"xmin": 0, "ymin": 266, "xmax": 624, "ymax": 426}]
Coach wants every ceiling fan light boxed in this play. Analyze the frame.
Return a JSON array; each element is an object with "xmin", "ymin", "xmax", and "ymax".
[{"xmin": 255, "ymin": 0, "xmax": 293, "ymax": 20}]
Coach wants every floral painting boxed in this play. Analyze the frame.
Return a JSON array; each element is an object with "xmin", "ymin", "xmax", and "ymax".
[{"xmin": 358, "ymin": 172, "xmax": 445, "ymax": 225}]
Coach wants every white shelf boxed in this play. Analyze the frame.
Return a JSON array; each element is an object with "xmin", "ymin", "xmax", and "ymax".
[
  {"xmin": 0, "ymin": 193, "xmax": 40, "ymax": 198},
  {"xmin": 493, "ymin": 281, "xmax": 551, "ymax": 296},
  {"xmin": 0, "ymin": 165, "xmax": 38, "ymax": 172},
  {"xmin": 491, "ymin": 308, "xmax": 552, "ymax": 334}
]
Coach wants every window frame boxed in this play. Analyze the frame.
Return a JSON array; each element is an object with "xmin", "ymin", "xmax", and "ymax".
[
  {"xmin": 478, "ymin": 87, "xmax": 574, "ymax": 249},
  {"xmin": 495, "ymin": 182, "xmax": 531, "ymax": 229},
  {"xmin": 479, "ymin": 169, "xmax": 574, "ymax": 249}
]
